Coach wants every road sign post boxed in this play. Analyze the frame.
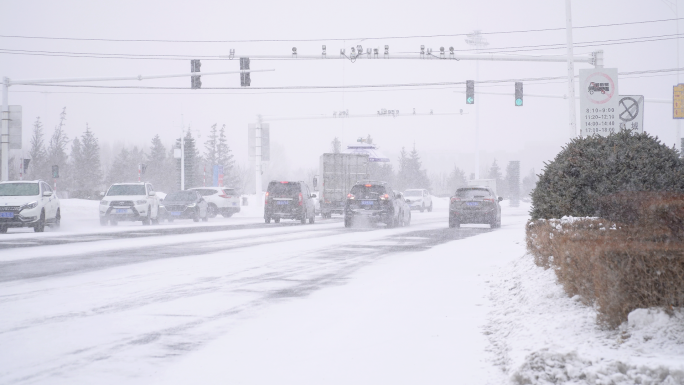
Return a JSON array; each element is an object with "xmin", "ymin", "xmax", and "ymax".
[
  {"xmin": 579, "ymin": 68, "xmax": 620, "ymax": 137},
  {"xmin": 617, "ymin": 95, "xmax": 644, "ymax": 133}
]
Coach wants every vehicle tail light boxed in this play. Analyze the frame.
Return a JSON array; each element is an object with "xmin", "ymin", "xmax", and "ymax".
[
  {"xmin": 380, "ymin": 194, "xmax": 389, "ymax": 200},
  {"xmin": 219, "ymin": 194, "xmax": 232, "ymax": 198},
  {"xmin": 347, "ymin": 193, "xmax": 355, "ymax": 199},
  {"xmin": 280, "ymin": 181, "xmax": 288, "ymax": 184},
  {"xmin": 364, "ymin": 184, "xmax": 372, "ymax": 187},
  {"xmin": 298, "ymin": 192, "xmax": 303, "ymax": 206},
  {"xmin": 450, "ymin": 197, "xmax": 461, "ymax": 203},
  {"xmin": 265, "ymin": 192, "xmax": 269, "ymax": 204},
  {"xmin": 483, "ymin": 198, "xmax": 495, "ymax": 202}
]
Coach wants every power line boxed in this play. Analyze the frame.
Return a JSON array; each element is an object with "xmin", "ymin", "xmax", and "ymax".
[
  {"xmin": 0, "ymin": 17, "xmax": 681, "ymax": 44},
  {"xmin": 11, "ymin": 67, "xmax": 683, "ymax": 92},
  {"xmin": 9, "ymin": 70, "xmax": 678, "ymax": 97},
  {"xmin": 1, "ymin": 33, "xmax": 681, "ymax": 61}
]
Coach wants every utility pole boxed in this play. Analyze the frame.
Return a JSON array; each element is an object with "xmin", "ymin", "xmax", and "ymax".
[
  {"xmin": 180, "ymin": 121, "xmax": 185, "ymax": 191},
  {"xmin": 566, "ymin": 0, "xmax": 578, "ymax": 138},
  {"xmin": 1, "ymin": 77, "xmax": 8, "ymax": 181},
  {"xmin": 466, "ymin": 31, "xmax": 488, "ymax": 179},
  {"xmin": 255, "ymin": 115, "xmax": 263, "ymax": 197}
]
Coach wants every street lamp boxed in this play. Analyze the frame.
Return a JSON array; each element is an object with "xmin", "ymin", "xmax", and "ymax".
[{"xmin": 465, "ymin": 30, "xmax": 489, "ymax": 179}]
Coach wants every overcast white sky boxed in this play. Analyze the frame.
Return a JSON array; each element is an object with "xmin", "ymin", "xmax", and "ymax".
[{"xmin": 0, "ymin": 0, "xmax": 680, "ymax": 180}]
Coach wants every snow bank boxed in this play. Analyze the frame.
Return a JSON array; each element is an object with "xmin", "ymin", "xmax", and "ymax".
[{"xmin": 486, "ymin": 254, "xmax": 684, "ymax": 384}]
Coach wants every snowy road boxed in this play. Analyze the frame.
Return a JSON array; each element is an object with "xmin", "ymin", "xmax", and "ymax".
[{"xmin": 0, "ymin": 200, "xmax": 529, "ymax": 385}]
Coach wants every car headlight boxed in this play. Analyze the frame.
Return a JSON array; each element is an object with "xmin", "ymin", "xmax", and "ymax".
[
  {"xmin": 159, "ymin": 205, "xmax": 165, "ymax": 208},
  {"xmin": 187, "ymin": 203, "xmax": 197, "ymax": 208},
  {"xmin": 100, "ymin": 200, "xmax": 109, "ymax": 205},
  {"xmin": 136, "ymin": 200, "xmax": 147, "ymax": 205},
  {"xmin": 21, "ymin": 201, "xmax": 38, "ymax": 210}
]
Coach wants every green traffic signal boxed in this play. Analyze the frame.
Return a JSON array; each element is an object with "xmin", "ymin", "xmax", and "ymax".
[
  {"xmin": 467, "ymin": 97, "xmax": 474, "ymax": 104},
  {"xmin": 515, "ymin": 98, "xmax": 523, "ymax": 106}
]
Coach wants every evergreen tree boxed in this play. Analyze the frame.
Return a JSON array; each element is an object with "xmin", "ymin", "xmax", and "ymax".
[
  {"xmin": 487, "ymin": 159, "xmax": 504, "ymax": 196},
  {"xmin": 78, "ymin": 125, "xmax": 102, "ymax": 193},
  {"xmin": 28, "ymin": 117, "xmax": 48, "ymax": 181},
  {"xmin": 204, "ymin": 124, "xmax": 218, "ymax": 167},
  {"xmin": 446, "ymin": 165, "xmax": 467, "ymax": 194},
  {"xmin": 216, "ymin": 125, "xmax": 236, "ymax": 187},
  {"xmin": 107, "ymin": 146, "xmax": 145, "ymax": 186},
  {"xmin": 147, "ymin": 135, "xmax": 174, "ymax": 192},
  {"xmin": 69, "ymin": 136, "xmax": 82, "ymax": 190},
  {"xmin": 47, "ymin": 107, "xmax": 70, "ymax": 189},
  {"xmin": 369, "ymin": 162, "xmax": 395, "ymax": 186},
  {"xmin": 396, "ymin": 146, "xmax": 409, "ymax": 189},
  {"xmin": 331, "ymin": 137, "xmax": 342, "ymax": 153},
  {"xmin": 521, "ymin": 168, "xmax": 538, "ymax": 198},
  {"xmin": 176, "ymin": 131, "xmax": 201, "ymax": 189}
]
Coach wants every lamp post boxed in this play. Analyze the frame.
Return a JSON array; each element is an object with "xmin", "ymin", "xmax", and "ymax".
[{"xmin": 465, "ymin": 30, "xmax": 489, "ymax": 179}]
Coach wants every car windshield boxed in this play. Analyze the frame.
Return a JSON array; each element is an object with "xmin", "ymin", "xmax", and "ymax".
[
  {"xmin": 456, "ymin": 188, "xmax": 492, "ymax": 199},
  {"xmin": 107, "ymin": 185, "xmax": 146, "ymax": 196},
  {"xmin": 268, "ymin": 182, "xmax": 300, "ymax": 196},
  {"xmin": 350, "ymin": 184, "xmax": 387, "ymax": 198},
  {"xmin": 404, "ymin": 190, "xmax": 422, "ymax": 197},
  {"xmin": 0, "ymin": 183, "xmax": 40, "ymax": 196},
  {"xmin": 165, "ymin": 191, "xmax": 197, "ymax": 202}
]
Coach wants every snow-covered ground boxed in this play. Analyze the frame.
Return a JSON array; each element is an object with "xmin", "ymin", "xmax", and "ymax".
[
  {"xmin": 1, "ymin": 198, "xmax": 682, "ymax": 385},
  {"xmin": 486, "ymin": 251, "xmax": 684, "ymax": 384},
  {"xmin": 0, "ymin": 196, "xmax": 267, "ymax": 239}
]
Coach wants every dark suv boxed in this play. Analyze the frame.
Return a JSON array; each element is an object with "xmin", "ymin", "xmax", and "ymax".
[
  {"xmin": 264, "ymin": 181, "xmax": 316, "ymax": 224},
  {"xmin": 449, "ymin": 187, "xmax": 502, "ymax": 228},
  {"xmin": 344, "ymin": 181, "xmax": 403, "ymax": 228}
]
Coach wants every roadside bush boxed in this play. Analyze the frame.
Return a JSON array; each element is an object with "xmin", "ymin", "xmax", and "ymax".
[
  {"xmin": 526, "ymin": 194, "xmax": 684, "ymax": 328},
  {"xmin": 530, "ymin": 131, "xmax": 684, "ymax": 220}
]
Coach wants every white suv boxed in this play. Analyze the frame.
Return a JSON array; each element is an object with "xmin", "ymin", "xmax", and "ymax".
[
  {"xmin": 100, "ymin": 182, "xmax": 160, "ymax": 225},
  {"xmin": 403, "ymin": 189, "xmax": 433, "ymax": 212},
  {"xmin": 189, "ymin": 187, "xmax": 241, "ymax": 218},
  {"xmin": 0, "ymin": 180, "xmax": 60, "ymax": 233}
]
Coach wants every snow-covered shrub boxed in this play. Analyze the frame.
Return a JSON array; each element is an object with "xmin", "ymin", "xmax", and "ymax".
[
  {"xmin": 597, "ymin": 191, "xmax": 684, "ymax": 241},
  {"xmin": 526, "ymin": 215, "xmax": 684, "ymax": 328},
  {"xmin": 530, "ymin": 131, "xmax": 684, "ymax": 220}
]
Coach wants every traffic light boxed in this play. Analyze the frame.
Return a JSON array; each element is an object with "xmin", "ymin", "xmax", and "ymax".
[
  {"xmin": 191, "ymin": 59, "xmax": 201, "ymax": 89},
  {"xmin": 466, "ymin": 80, "xmax": 474, "ymax": 104},
  {"xmin": 515, "ymin": 82, "xmax": 523, "ymax": 106},
  {"xmin": 140, "ymin": 164, "xmax": 147, "ymax": 175},
  {"xmin": 52, "ymin": 165, "xmax": 59, "ymax": 178},
  {"xmin": 240, "ymin": 57, "xmax": 251, "ymax": 87}
]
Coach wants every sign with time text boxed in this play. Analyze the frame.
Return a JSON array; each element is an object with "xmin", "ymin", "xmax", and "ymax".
[
  {"xmin": 673, "ymin": 84, "xmax": 684, "ymax": 119},
  {"xmin": 579, "ymin": 68, "xmax": 620, "ymax": 137}
]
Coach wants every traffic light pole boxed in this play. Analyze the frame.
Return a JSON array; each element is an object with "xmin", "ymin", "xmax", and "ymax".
[{"xmin": 566, "ymin": 0, "xmax": 578, "ymax": 138}]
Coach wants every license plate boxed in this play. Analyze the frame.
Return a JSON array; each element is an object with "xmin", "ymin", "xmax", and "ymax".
[
  {"xmin": 0, "ymin": 212, "xmax": 14, "ymax": 218},
  {"xmin": 361, "ymin": 200, "xmax": 374, "ymax": 205},
  {"xmin": 170, "ymin": 212, "xmax": 182, "ymax": 216},
  {"xmin": 115, "ymin": 209, "xmax": 129, "ymax": 214},
  {"xmin": 466, "ymin": 202, "xmax": 480, "ymax": 206},
  {"xmin": 232, "ymin": 203, "xmax": 237, "ymax": 206},
  {"xmin": 277, "ymin": 201, "xmax": 289, "ymax": 205}
]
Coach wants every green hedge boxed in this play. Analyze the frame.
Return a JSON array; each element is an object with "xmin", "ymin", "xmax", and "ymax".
[{"xmin": 531, "ymin": 131, "xmax": 684, "ymax": 220}]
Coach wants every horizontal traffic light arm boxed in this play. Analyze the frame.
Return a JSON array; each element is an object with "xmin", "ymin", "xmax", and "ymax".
[
  {"xmin": 6, "ymin": 69, "xmax": 275, "ymax": 86},
  {"xmin": 219, "ymin": 52, "xmax": 597, "ymax": 65}
]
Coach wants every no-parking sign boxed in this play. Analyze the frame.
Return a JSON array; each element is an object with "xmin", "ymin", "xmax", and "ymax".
[{"xmin": 580, "ymin": 68, "xmax": 620, "ymax": 137}]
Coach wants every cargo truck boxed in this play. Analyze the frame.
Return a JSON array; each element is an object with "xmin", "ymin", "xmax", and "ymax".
[{"xmin": 318, "ymin": 153, "xmax": 370, "ymax": 218}]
